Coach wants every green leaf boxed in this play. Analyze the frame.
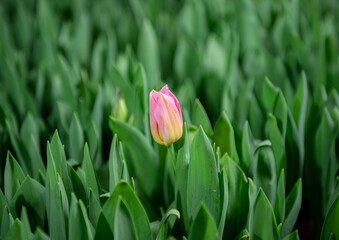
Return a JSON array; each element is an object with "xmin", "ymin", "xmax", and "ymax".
[
  {"xmin": 281, "ymin": 179, "xmax": 302, "ymax": 237},
  {"xmin": 213, "ymin": 111, "xmax": 240, "ymax": 164},
  {"xmin": 175, "ymin": 123, "xmax": 190, "ymax": 232},
  {"xmin": 156, "ymin": 209, "xmax": 180, "ymax": 240},
  {"xmin": 292, "ymin": 73, "xmax": 308, "ymax": 134},
  {"xmin": 137, "ymin": 19, "xmax": 160, "ymax": 91},
  {"xmin": 188, "ymin": 204, "xmax": 218, "ymax": 240},
  {"xmin": 218, "ymin": 168, "xmax": 228, "ymax": 239},
  {"xmin": 89, "ymin": 189, "xmax": 101, "ymax": 228},
  {"xmin": 241, "ymin": 121, "xmax": 255, "ymax": 174},
  {"xmin": 5, "ymin": 218, "xmax": 24, "ymax": 240},
  {"xmin": 283, "ymin": 230, "xmax": 300, "ymax": 240},
  {"xmin": 20, "ymin": 207, "xmax": 33, "ymax": 240},
  {"xmin": 10, "ymin": 176, "xmax": 46, "ymax": 230},
  {"xmin": 50, "ymin": 130, "xmax": 72, "ymax": 200},
  {"xmin": 69, "ymin": 112, "xmax": 84, "ymax": 162},
  {"xmin": 253, "ymin": 143, "xmax": 277, "ymax": 206},
  {"xmin": 101, "ymin": 181, "xmax": 152, "ymax": 240},
  {"xmin": 109, "ymin": 117, "xmax": 158, "ymax": 197},
  {"xmin": 82, "ymin": 143, "xmax": 101, "ymax": 199},
  {"xmin": 187, "ymin": 127, "xmax": 221, "ymax": 225},
  {"xmin": 192, "ymin": 99, "xmax": 213, "ymax": 137},
  {"xmin": 32, "ymin": 228, "xmax": 50, "ymax": 240},
  {"xmin": 265, "ymin": 114, "xmax": 286, "ymax": 175},
  {"xmin": 109, "ymin": 134, "xmax": 121, "ymax": 192},
  {"xmin": 321, "ymin": 194, "xmax": 339, "ymax": 240},
  {"xmin": 4, "ymin": 151, "xmax": 25, "ymax": 201},
  {"xmin": 69, "ymin": 193, "xmax": 94, "ymax": 240},
  {"xmin": 1, "ymin": 206, "xmax": 14, "ymax": 239},
  {"xmin": 249, "ymin": 189, "xmax": 279, "ymax": 240},
  {"xmin": 114, "ymin": 198, "xmax": 137, "ymax": 240},
  {"xmin": 221, "ymin": 154, "xmax": 249, "ymax": 240},
  {"xmin": 0, "ymin": 190, "xmax": 7, "ymax": 227},
  {"xmin": 68, "ymin": 163, "xmax": 88, "ymax": 205},
  {"xmin": 274, "ymin": 169, "xmax": 286, "ymax": 225},
  {"xmin": 46, "ymin": 142, "xmax": 67, "ymax": 240}
]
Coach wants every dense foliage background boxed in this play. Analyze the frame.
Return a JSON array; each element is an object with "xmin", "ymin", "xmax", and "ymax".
[{"xmin": 0, "ymin": 0, "xmax": 338, "ymax": 239}]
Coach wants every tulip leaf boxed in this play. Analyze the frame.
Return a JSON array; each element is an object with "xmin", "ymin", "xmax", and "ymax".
[
  {"xmin": 46, "ymin": 142, "xmax": 67, "ymax": 240},
  {"xmin": 101, "ymin": 181, "xmax": 152, "ymax": 240},
  {"xmin": 241, "ymin": 121, "xmax": 255, "ymax": 174},
  {"xmin": 4, "ymin": 152, "xmax": 25, "ymax": 201},
  {"xmin": 10, "ymin": 176, "xmax": 46, "ymax": 230},
  {"xmin": 50, "ymin": 130, "xmax": 72, "ymax": 200},
  {"xmin": 321, "ymin": 194, "xmax": 339, "ymax": 240},
  {"xmin": 188, "ymin": 204, "xmax": 218, "ymax": 240},
  {"xmin": 137, "ymin": 19, "xmax": 160, "ymax": 92},
  {"xmin": 69, "ymin": 193, "xmax": 89, "ymax": 240},
  {"xmin": 114, "ymin": 197, "xmax": 137, "ymax": 240},
  {"xmin": 275, "ymin": 169, "xmax": 286, "ymax": 225},
  {"xmin": 213, "ymin": 111, "xmax": 240, "ymax": 164},
  {"xmin": 283, "ymin": 230, "xmax": 300, "ymax": 240},
  {"xmin": 253, "ymin": 143, "xmax": 277, "ymax": 206},
  {"xmin": 89, "ymin": 189, "xmax": 101, "ymax": 228},
  {"xmin": 175, "ymin": 123, "xmax": 190, "ymax": 232},
  {"xmin": 281, "ymin": 179, "xmax": 302, "ymax": 237},
  {"xmin": 187, "ymin": 127, "xmax": 221, "ymax": 225},
  {"xmin": 192, "ymin": 99, "xmax": 213, "ymax": 137},
  {"xmin": 220, "ymin": 154, "xmax": 249, "ymax": 240},
  {"xmin": 69, "ymin": 112, "xmax": 84, "ymax": 162},
  {"xmin": 250, "ymin": 188, "xmax": 279, "ymax": 240},
  {"xmin": 82, "ymin": 143, "xmax": 101, "ymax": 199},
  {"xmin": 109, "ymin": 117, "xmax": 158, "ymax": 197},
  {"xmin": 156, "ymin": 209, "xmax": 180, "ymax": 240},
  {"xmin": 68, "ymin": 163, "xmax": 88, "ymax": 205},
  {"xmin": 218, "ymin": 168, "xmax": 229, "ymax": 239}
]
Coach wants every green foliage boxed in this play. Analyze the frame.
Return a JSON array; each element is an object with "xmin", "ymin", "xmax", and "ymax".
[{"xmin": 0, "ymin": 0, "xmax": 338, "ymax": 239}]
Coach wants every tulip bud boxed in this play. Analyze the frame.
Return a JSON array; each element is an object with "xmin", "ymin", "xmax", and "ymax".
[{"xmin": 149, "ymin": 85, "xmax": 183, "ymax": 146}]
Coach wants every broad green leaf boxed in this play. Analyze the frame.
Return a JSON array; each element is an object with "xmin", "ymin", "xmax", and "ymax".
[
  {"xmin": 86, "ymin": 121, "xmax": 100, "ymax": 166},
  {"xmin": 273, "ymin": 91, "xmax": 288, "ymax": 138},
  {"xmin": 241, "ymin": 121, "xmax": 255, "ymax": 174},
  {"xmin": 5, "ymin": 219, "xmax": 24, "ymax": 240},
  {"xmin": 109, "ymin": 117, "xmax": 158, "ymax": 197},
  {"xmin": 292, "ymin": 73, "xmax": 308, "ymax": 134},
  {"xmin": 101, "ymin": 181, "xmax": 152, "ymax": 240},
  {"xmin": 137, "ymin": 19, "xmax": 160, "ymax": 91},
  {"xmin": 109, "ymin": 133, "xmax": 121, "ymax": 193},
  {"xmin": 69, "ymin": 194, "xmax": 85, "ymax": 240},
  {"xmin": 114, "ymin": 198, "xmax": 137, "ymax": 240},
  {"xmin": 4, "ymin": 152, "xmax": 25, "ymax": 201},
  {"xmin": 156, "ymin": 209, "xmax": 180, "ymax": 240},
  {"xmin": 68, "ymin": 163, "xmax": 88, "ymax": 205},
  {"xmin": 89, "ymin": 189, "xmax": 101, "ymax": 228},
  {"xmin": 281, "ymin": 179, "xmax": 302, "ymax": 237},
  {"xmin": 187, "ymin": 127, "xmax": 221, "ymax": 225},
  {"xmin": 221, "ymin": 154, "xmax": 249, "ymax": 240},
  {"xmin": 249, "ymin": 189, "xmax": 279, "ymax": 240},
  {"xmin": 192, "ymin": 99, "xmax": 213, "ymax": 137},
  {"xmin": 1, "ymin": 207, "xmax": 14, "ymax": 239},
  {"xmin": 283, "ymin": 230, "xmax": 300, "ymax": 240},
  {"xmin": 175, "ymin": 123, "xmax": 190, "ymax": 232},
  {"xmin": 253, "ymin": 142, "xmax": 277, "ymax": 206},
  {"xmin": 321, "ymin": 194, "xmax": 339, "ymax": 240},
  {"xmin": 213, "ymin": 111, "xmax": 240, "ymax": 164},
  {"xmin": 50, "ymin": 130, "xmax": 72, "ymax": 200},
  {"xmin": 93, "ymin": 214, "xmax": 113, "ymax": 240},
  {"xmin": 69, "ymin": 112, "xmax": 84, "ymax": 162},
  {"xmin": 262, "ymin": 77, "xmax": 279, "ymax": 113},
  {"xmin": 20, "ymin": 207, "xmax": 33, "ymax": 240},
  {"xmin": 32, "ymin": 228, "xmax": 50, "ymax": 240},
  {"xmin": 46, "ymin": 142, "xmax": 67, "ymax": 240},
  {"xmin": 189, "ymin": 204, "xmax": 218, "ymax": 240},
  {"xmin": 0, "ymin": 190, "xmax": 7, "ymax": 227},
  {"xmin": 82, "ymin": 143, "xmax": 101, "ymax": 198},
  {"xmin": 265, "ymin": 114, "xmax": 286, "ymax": 175},
  {"xmin": 275, "ymin": 169, "xmax": 286, "ymax": 225},
  {"xmin": 164, "ymin": 147, "xmax": 175, "ymax": 206},
  {"xmin": 218, "ymin": 169, "xmax": 228, "ymax": 239},
  {"xmin": 10, "ymin": 176, "xmax": 46, "ymax": 230}
]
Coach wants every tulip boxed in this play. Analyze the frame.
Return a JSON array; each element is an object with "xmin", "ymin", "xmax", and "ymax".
[{"xmin": 149, "ymin": 85, "xmax": 183, "ymax": 146}]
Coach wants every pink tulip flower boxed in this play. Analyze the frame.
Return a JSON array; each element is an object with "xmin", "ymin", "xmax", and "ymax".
[{"xmin": 149, "ymin": 85, "xmax": 183, "ymax": 146}]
